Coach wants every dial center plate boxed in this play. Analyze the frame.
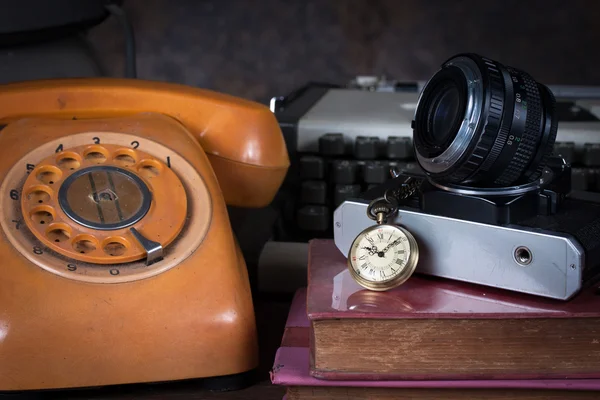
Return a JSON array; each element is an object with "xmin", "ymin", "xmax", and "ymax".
[{"xmin": 59, "ymin": 166, "xmax": 151, "ymax": 230}]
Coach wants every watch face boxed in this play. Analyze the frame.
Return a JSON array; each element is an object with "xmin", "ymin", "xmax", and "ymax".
[{"xmin": 348, "ymin": 224, "xmax": 419, "ymax": 291}]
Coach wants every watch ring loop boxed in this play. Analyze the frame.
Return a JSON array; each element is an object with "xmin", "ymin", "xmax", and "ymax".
[{"xmin": 366, "ymin": 196, "xmax": 398, "ymax": 221}]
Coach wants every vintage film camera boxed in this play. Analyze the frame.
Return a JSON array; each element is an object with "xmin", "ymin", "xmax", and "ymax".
[
  {"xmin": 270, "ymin": 63, "xmax": 600, "ymax": 244},
  {"xmin": 332, "ymin": 53, "xmax": 600, "ymax": 301}
]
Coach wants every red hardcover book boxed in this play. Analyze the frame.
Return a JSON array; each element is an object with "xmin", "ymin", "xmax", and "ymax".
[
  {"xmin": 306, "ymin": 239, "xmax": 600, "ymax": 380},
  {"xmin": 271, "ymin": 287, "xmax": 600, "ymax": 399}
]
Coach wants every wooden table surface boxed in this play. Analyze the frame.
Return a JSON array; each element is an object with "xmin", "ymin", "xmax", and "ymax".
[{"xmin": 1, "ymin": 297, "xmax": 293, "ymax": 400}]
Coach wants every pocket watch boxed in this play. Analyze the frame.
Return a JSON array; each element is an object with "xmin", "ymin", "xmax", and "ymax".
[{"xmin": 347, "ymin": 176, "xmax": 421, "ymax": 291}]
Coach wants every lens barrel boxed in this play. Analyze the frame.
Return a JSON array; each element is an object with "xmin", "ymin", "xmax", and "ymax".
[{"xmin": 412, "ymin": 53, "xmax": 558, "ymax": 187}]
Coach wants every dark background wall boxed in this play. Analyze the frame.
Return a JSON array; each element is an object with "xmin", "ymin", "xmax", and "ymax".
[
  {"xmin": 87, "ymin": 0, "xmax": 600, "ymax": 103},
  {"xmin": 1, "ymin": 0, "xmax": 599, "ymax": 279}
]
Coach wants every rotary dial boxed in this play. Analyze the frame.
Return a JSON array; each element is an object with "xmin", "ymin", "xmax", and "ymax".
[
  {"xmin": 20, "ymin": 144, "xmax": 187, "ymax": 265},
  {"xmin": 0, "ymin": 132, "xmax": 212, "ymax": 283},
  {"xmin": 348, "ymin": 224, "xmax": 419, "ymax": 291}
]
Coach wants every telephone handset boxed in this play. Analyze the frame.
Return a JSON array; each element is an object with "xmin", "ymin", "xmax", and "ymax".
[
  {"xmin": 0, "ymin": 79, "xmax": 289, "ymax": 391},
  {"xmin": 0, "ymin": 78, "xmax": 289, "ymax": 208}
]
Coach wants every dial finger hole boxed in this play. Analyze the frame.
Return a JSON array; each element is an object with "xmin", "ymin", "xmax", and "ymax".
[
  {"xmin": 137, "ymin": 159, "xmax": 163, "ymax": 179},
  {"xmin": 30, "ymin": 205, "xmax": 55, "ymax": 225},
  {"xmin": 102, "ymin": 236, "xmax": 130, "ymax": 257},
  {"xmin": 56, "ymin": 151, "xmax": 82, "ymax": 170},
  {"xmin": 83, "ymin": 145, "xmax": 109, "ymax": 164},
  {"xmin": 113, "ymin": 149, "xmax": 138, "ymax": 167},
  {"xmin": 72, "ymin": 235, "xmax": 99, "ymax": 254},
  {"xmin": 36, "ymin": 166, "xmax": 62, "ymax": 185},
  {"xmin": 25, "ymin": 185, "xmax": 53, "ymax": 204},
  {"xmin": 46, "ymin": 223, "xmax": 72, "ymax": 243}
]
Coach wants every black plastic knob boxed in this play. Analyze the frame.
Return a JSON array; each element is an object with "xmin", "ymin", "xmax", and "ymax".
[
  {"xmin": 362, "ymin": 161, "xmax": 388, "ymax": 184},
  {"xmin": 299, "ymin": 156, "xmax": 325, "ymax": 180},
  {"xmin": 354, "ymin": 136, "xmax": 380, "ymax": 160},
  {"xmin": 300, "ymin": 180, "xmax": 327, "ymax": 204},
  {"xmin": 319, "ymin": 133, "xmax": 346, "ymax": 156},
  {"xmin": 330, "ymin": 160, "xmax": 357, "ymax": 184}
]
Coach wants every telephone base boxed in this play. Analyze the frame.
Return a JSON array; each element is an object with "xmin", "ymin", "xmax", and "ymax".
[
  {"xmin": 0, "ymin": 369, "xmax": 257, "ymax": 397},
  {"xmin": 0, "ymin": 114, "xmax": 261, "ymax": 392},
  {"xmin": 198, "ymin": 369, "xmax": 258, "ymax": 391}
]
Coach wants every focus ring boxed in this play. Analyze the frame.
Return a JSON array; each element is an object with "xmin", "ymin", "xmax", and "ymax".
[
  {"xmin": 449, "ymin": 57, "xmax": 505, "ymax": 182},
  {"xmin": 494, "ymin": 70, "xmax": 542, "ymax": 186}
]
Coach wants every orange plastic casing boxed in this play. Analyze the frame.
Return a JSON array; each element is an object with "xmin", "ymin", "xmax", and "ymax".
[{"xmin": 0, "ymin": 79, "xmax": 290, "ymax": 390}]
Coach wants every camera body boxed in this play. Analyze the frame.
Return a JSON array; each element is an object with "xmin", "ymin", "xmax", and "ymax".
[
  {"xmin": 331, "ymin": 53, "xmax": 600, "ymax": 300},
  {"xmin": 333, "ymin": 157, "xmax": 600, "ymax": 300}
]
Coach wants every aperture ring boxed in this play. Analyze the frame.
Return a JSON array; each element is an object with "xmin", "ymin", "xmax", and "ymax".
[
  {"xmin": 467, "ymin": 57, "xmax": 512, "ymax": 183},
  {"xmin": 479, "ymin": 60, "xmax": 513, "ymax": 173},
  {"xmin": 494, "ymin": 69, "xmax": 542, "ymax": 186}
]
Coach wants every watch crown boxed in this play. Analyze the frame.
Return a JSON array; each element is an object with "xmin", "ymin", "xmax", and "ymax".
[{"xmin": 372, "ymin": 205, "xmax": 392, "ymax": 215}]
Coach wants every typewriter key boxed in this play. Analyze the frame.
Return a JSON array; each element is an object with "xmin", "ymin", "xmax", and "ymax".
[
  {"xmin": 333, "ymin": 184, "xmax": 361, "ymax": 207},
  {"xmin": 363, "ymin": 161, "xmax": 388, "ymax": 184},
  {"xmin": 331, "ymin": 160, "xmax": 357, "ymax": 184},
  {"xmin": 301, "ymin": 180, "xmax": 327, "ymax": 204},
  {"xmin": 386, "ymin": 136, "xmax": 413, "ymax": 160},
  {"xmin": 355, "ymin": 136, "xmax": 380, "ymax": 160},
  {"xmin": 299, "ymin": 155, "xmax": 325, "ymax": 180},
  {"xmin": 319, "ymin": 133, "xmax": 346, "ymax": 156}
]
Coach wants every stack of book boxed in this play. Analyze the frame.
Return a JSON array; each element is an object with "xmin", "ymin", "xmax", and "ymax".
[{"xmin": 270, "ymin": 239, "xmax": 600, "ymax": 399}]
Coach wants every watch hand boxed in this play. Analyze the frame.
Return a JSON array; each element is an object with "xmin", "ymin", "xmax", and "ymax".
[
  {"xmin": 382, "ymin": 238, "xmax": 401, "ymax": 253},
  {"xmin": 361, "ymin": 246, "xmax": 378, "ymax": 255}
]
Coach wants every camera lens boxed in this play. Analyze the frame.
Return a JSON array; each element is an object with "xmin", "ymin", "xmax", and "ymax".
[{"xmin": 412, "ymin": 53, "xmax": 558, "ymax": 187}]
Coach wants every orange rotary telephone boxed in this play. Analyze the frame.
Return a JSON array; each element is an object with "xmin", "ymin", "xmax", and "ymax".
[{"xmin": 0, "ymin": 79, "xmax": 289, "ymax": 391}]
